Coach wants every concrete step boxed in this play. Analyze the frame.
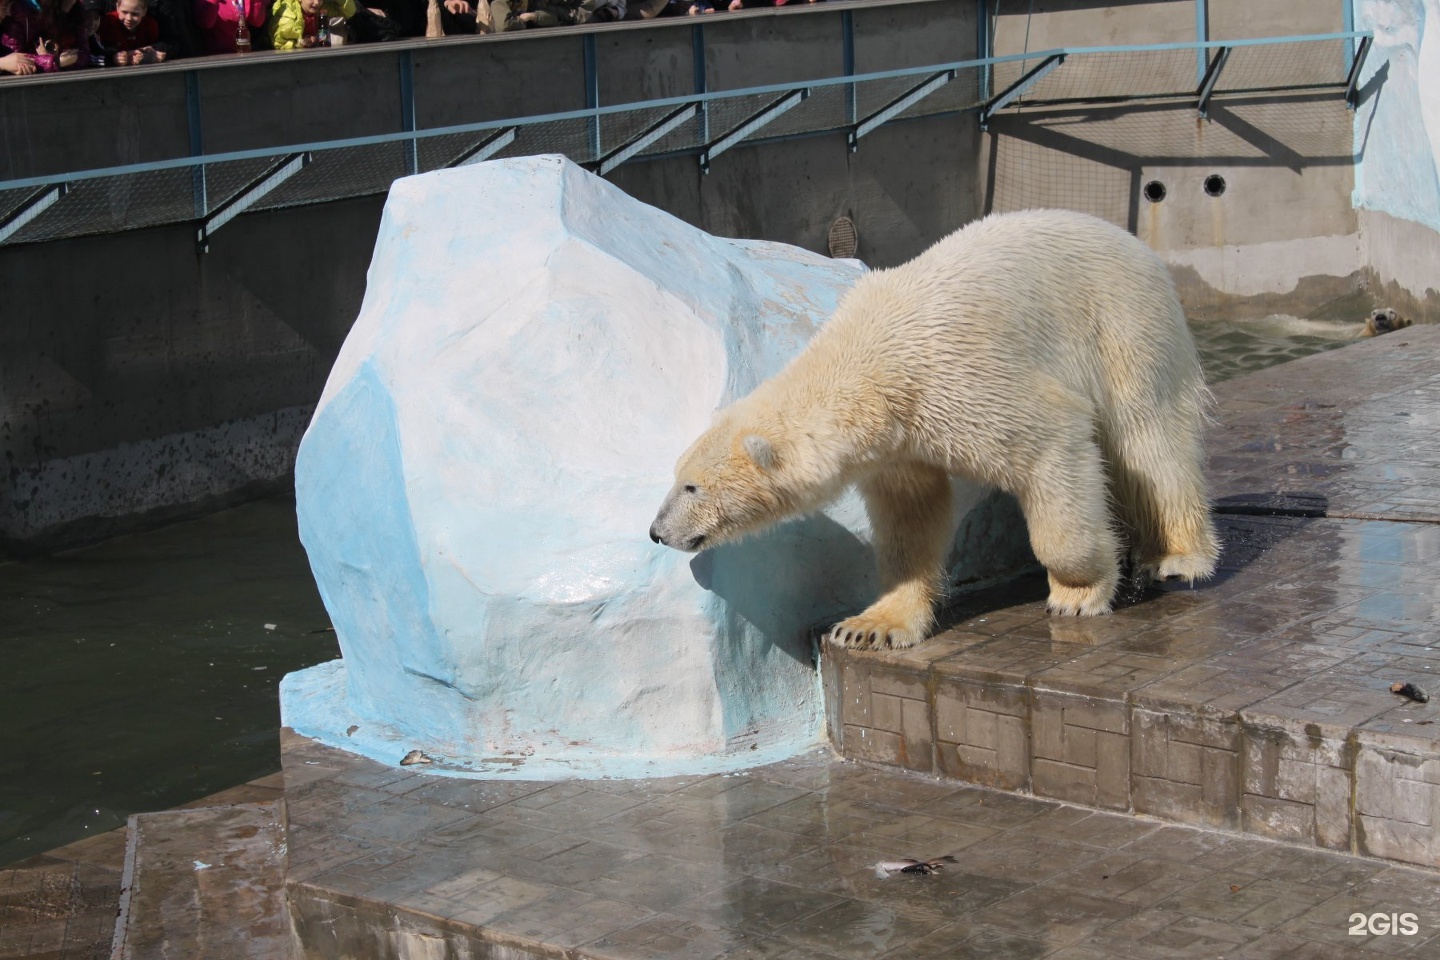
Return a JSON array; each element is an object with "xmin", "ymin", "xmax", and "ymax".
[
  {"xmin": 111, "ymin": 801, "xmax": 293, "ymax": 960},
  {"xmin": 821, "ymin": 510, "xmax": 1440, "ymax": 870}
]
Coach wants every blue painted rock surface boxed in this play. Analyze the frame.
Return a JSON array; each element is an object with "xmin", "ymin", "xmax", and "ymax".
[{"xmin": 282, "ymin": 155, "xmax": 1013, "ymax": 778}]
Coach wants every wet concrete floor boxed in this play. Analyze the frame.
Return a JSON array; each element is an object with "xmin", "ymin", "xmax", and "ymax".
[{"xmin": 280, "ymin": 731, "xmax": 1440, "ymax": 960}]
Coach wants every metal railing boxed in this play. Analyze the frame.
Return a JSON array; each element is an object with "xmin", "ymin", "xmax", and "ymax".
[{"xmin": 0, "ymin": 31, "xmax": 1372, "ymax": 249}]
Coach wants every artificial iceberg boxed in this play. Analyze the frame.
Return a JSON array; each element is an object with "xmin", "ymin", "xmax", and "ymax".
[{"xmin": 281, "ymin": 155, "xmax": 1017, "ymax": 778}]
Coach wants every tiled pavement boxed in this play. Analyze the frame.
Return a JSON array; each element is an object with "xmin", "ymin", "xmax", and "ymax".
[{"xmin": 282, "ymin": 730, "xmax": 1440, "ymax": 959}]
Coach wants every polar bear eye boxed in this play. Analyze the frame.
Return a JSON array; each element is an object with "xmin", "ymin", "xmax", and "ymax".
[{"xmin": 683, "ymin": 484, "xmax": 698, "ymax": 494}]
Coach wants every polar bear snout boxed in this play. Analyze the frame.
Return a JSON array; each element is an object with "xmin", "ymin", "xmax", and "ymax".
[
  {"xmin": 648, "ymin": 521, "xmax": 704, "ymax": 550},
  {"xmin": 650, "ymin": 489, "xmax": 707, "ymax": 552}
]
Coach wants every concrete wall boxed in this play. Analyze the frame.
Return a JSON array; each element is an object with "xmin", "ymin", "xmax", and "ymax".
[
  {"xmin": 0, "ymin": 0, "xmax": 979, "ymax": 555},
  {"xmin": 982, "ymin": 0, "xmax": 1388, "ymax": 320}
]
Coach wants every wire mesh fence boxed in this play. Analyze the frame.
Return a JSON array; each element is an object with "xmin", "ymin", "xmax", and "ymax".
[
  {"xmin": 0, "ymin": 33, "xmax": 1370, "ymax": 248},
  {"xmin": 1216, "ymin": 37, "xmax": 1352, "ymax": 94}
]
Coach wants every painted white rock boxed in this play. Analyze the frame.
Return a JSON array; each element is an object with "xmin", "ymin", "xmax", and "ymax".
[{"xmin": 281, "ymin": 155, "xmax": 1022, "ymax": 778}]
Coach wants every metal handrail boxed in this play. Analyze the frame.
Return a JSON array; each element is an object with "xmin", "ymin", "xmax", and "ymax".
[{"xmin": 0, "ymin": 31, "xmax": 1373, "ymax": 195}]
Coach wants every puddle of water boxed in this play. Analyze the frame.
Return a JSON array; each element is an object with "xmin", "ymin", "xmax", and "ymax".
[
  {"xmin": 0, "ymin": 315, "xmax": 1377, "ymax": 867},
  {"xmin": 0, "ymin": 496, "xmax": 337, "ymax": 866}
]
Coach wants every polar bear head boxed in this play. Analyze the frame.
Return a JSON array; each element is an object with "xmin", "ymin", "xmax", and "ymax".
[
  {"xmin": 1363, "ymin": 307, "xmax": 1411, "ymax": 337},
  {"xmin": 648, "ymin": 418, "xmax": 790, "ymax": 553}
]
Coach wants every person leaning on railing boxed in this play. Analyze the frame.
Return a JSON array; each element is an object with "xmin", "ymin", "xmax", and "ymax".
[
  {"xmin": 0, "ymin": 0, "xmax": 41, "ymax": 73},
  {"xmin": 491, "ymin": 0, "xmax": 621, "ymax": 31},
  {"xmin": 98, "ymin": 0, "xmax": 167, "ymax": 64},
  {"xmin": 1, "ymin": 0, "xmax": 90, "ymax": 72},
  {"xmin": 269, "ymin": 0, "xmax": 351, "ymax": 48},
  {"xmin": 347, "ymin": 0, "xmax": 477, "ymax": 42}
]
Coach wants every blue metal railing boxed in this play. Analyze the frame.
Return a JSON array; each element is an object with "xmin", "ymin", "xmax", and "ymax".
[{"xmin": 0, "ymin": 31, "xmax": 1373, "ymax": 248}]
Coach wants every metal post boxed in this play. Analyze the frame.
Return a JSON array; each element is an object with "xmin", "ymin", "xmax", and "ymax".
[
  {"xmin": 399, "ymin": 51, "xmax": 417, "ymax": 176},
  {"xmin": 692, "ymin": 24, "xmax": 708, "ymax": 143},
  {"xmin": 1195, "ymin": 0, "xmax": 1208, "ymax": 85},
  {"xmin": 1196, "ymin": 46, "xmax": 1230, "ymax": 119},
  {"xmin": 977, "ymin": 0, "xmax": 990, "ymax": 103},
  {"xmin": 842, "ymin": 9, "xmax": 856, "ymax": 125},
  {"xmin": 185, "ymin": 71, "xmax": 207, "ymax": 218},
  {"xmin": 583, "ymin": 33, "xmax": 601, "ymax": 160},
  {"xmin": 1342, "ymin": 0, "xmax": 1355, "ymax": 73},
  {"xmin": 1345, "ymin": 35, "xmax": 1372, "ymax": 110}
]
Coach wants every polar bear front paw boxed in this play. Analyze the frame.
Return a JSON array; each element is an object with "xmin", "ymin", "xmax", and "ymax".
[
  {"xmin": 828, "ymin": 611, "xmax": 929, "ymax": 650},
  {"xmin": 1045, "ymin": 578, "xmax": 1115, "ymax": 617}
]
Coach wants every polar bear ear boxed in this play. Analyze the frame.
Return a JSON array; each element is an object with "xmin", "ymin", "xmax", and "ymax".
[{"xmin": 742, "ymin": 434, "xmax": 777, "ymax": 471}]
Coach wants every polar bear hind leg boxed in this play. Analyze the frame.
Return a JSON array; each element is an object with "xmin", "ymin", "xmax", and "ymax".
[
  {"xmin": 1107, "ymin": 416, "xmax": 1219, "ymax": 585},
  {"xmin": 1094, "ymin": 377, "xmax": 1221, "ymax": 587},
  {"xmin": 829, "ymin": 463, "xmax": 954, "ymax": 650},
  {"xmin": 1019, "ymin": 428, "xmax": 1123, "ymax": 617}
]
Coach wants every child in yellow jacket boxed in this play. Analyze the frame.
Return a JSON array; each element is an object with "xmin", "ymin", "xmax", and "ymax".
[{"xmin": 270, "ymin": 0, "xmax": 354, "ymax": 49}]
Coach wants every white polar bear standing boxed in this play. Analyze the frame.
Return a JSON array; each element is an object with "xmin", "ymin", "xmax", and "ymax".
[{"xmin": 650, "ymin": 209, "xmax": 1220, "ymax": 649}]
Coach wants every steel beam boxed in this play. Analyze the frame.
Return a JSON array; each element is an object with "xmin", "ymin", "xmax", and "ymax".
[
  {"xmin": 595, "ymin": 105, "xmax": 698, "ymax": 176},
  {"xmin": 186, "ymin": 71, "xmax": 207, "ymax": 217},
  {"xmin": 399, "ymin": 51, "xmax": 417, "ymax": 176},
  {"xmin": 979, "ymin": 53, "xmax": 1064, "ymax": 129},
  {"xmin": 449, "ymin": 128, "xmax": 518, "ymax": 168},
  {"xmin": 196, "ymin": 152, "xmax": 310, "ymax": 252},
  {"xmin": 848, "ymin": 69, "xmax": 955, "ymax": 151},
  {"xmin": 1345, "ymin": 35, "xmax": 1372, "ymax": 110},
  {"xmin": 1196, "ymin": 46, "xmax": 1231, "ymax": 118},
  {"xmin": 699, "ymin": 88, "xmax": 809, "ymax": 174},
  {"xmin": 0, "ymin": 184, "xmax": 66, "ymax": 245}
]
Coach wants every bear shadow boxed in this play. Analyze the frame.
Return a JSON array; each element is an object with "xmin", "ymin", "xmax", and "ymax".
[
  {"xmin": 931, "ymin": 490, "xmax": 1330, "ymax": 633},
  {"xmin": 689, "ymin": 511, "xmax": 879, "ymax": 671}
]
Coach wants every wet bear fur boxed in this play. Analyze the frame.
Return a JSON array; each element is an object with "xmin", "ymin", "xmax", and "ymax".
[{"xmin": 649, "ymin": 209, "xmax": 1220, "ymax": 649}]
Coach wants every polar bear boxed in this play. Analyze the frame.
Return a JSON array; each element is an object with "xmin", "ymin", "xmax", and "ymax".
[{"xmin": 649, "ymin": 209, "xmax": 1220, "ymax": 649}]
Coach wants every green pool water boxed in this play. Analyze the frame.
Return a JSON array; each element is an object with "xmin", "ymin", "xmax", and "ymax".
[
  {"xmin": 0, "ymin": 316, "xmax": 1372, "ymax": 867},
  {"xmin": 0, "ymin": 497, "xmax": 337, "ymax": 866}
]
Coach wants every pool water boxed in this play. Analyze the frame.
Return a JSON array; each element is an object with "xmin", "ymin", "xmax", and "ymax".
[
  {"xmin": 0, "ymin": 497, "xmax": 337, "ymax": 866},
  {"xmin": 1189, "ymin": 314, "xmax": 1354, "ymax": 383},
  {"xmin": 0, "ymin": 315, "xmax": 1378, "ymax": 867}
]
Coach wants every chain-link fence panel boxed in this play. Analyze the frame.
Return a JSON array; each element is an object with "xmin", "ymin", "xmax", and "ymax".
[
  {"xmin": 7, "ymin": 168, "xmax": 197, "ymax": 244},
  {"xmin": 1217, "ymin": 38, "xmax": 1352, "ymax": 94},
  {"xmin": 0, "ymin": 187, "xmax": 34, "ymax": 226},
  {"xmin": 892, "ymin": 66, "xmax": 986, "ymax": 123},
  {"xmin": 250, "ymin": 141, "xmax": 411, "ymax": 213},
  {"xmin": 1002, "ymin": 48, "xmax": 1197, "ymax": 106}
]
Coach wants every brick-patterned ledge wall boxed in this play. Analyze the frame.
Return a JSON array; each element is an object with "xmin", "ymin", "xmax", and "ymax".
[{"xmin": 822, "ymin": 639, "xmax": 1440, "ymax": 871}]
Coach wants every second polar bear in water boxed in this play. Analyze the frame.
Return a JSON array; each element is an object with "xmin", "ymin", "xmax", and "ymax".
[{"xmin": 649, "ymin": 209, "xmax": 1220, "ymax": 649}]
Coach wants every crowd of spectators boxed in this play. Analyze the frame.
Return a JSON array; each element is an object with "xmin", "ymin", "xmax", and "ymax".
[{"xmin": 0, "ymin": 0, "xmax": 830, "ymax": 72}]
